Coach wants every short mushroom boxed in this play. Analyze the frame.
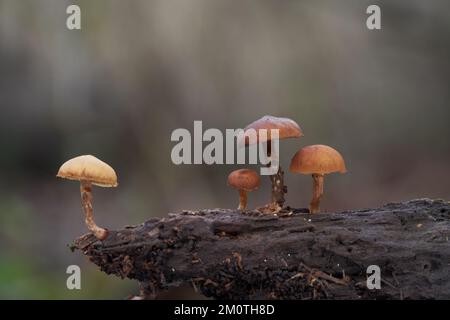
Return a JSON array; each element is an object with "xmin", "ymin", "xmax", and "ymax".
[
  {"xmin": 57, "ymin": 155, "xmax": 118, "ymax": 240},
  {"xmin": 227, "ymin": 169, "xmax": 260, "ymax": 210},
  {"xmin": 289, "ymin": 145, "xmax": 346, "ymax": 214},
  {"xmin": 244, "ymin": 115, "xmax": 303, "ymax": 209}
]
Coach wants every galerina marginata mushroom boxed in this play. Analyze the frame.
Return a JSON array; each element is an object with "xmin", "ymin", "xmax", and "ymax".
[
  {"xmin": 227, "ymin": 169, "xmax": 260, "ymax": 211},
  {"xmin": 243, "ymin": 115, "xmax": 303, "ymax": 211},
  {"xmin": 290, "ymin": 145, "xmax": 346, "ymax": 214},
  {"xmin": 57, "ymin": 155, "xmax": 118, "ymax": 240}
]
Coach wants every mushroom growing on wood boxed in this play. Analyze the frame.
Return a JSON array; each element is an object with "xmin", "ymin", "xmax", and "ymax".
[
  {"xmin": 290, "ymin": 145, "xmax": 346, "ymax": 214},
  {"xmin": 244, "ymin": 115, "xmax": 303, "ymax": 210},
  {"xmin": 227, "ymin": 169, "xmax": 260, "ymax": 210},
  {"xmin": 57, "ymin": 155, "xmax": 118, "ymax": 240}
]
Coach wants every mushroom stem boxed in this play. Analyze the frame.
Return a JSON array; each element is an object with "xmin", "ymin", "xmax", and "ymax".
[
  {"xmin": 266, "ymin": 141, "xmax": 287, "ymax": 208},
  {"xmin": 310, "ymin": 174, "xmax": 324, "ymax": 214},
  {"xmin": 80, "ymin": 180, "xmax": 108, "ymax": 240},
  {"xmin": 238, "ymin": 189, "xmax": 248, "ymax": 210},
  {"xmin": 269, "ymin": 165, "xmax": 287, "ymax": 208}
]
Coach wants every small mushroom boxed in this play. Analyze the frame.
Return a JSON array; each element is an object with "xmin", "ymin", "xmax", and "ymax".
[
  {"xmin": 289, "ymin": 145, "xmax": 346, "ymax": 214},
  {"xmin": 57, "ymin": 155, "xmax": 118, "ymax": 240},
  {"xmin": 227, "ymin": 169, "xmax": 260, "ymax": 210},
  {"xmin": 243, "ymin": 115, "xmax": 303, "ymax": 209}
]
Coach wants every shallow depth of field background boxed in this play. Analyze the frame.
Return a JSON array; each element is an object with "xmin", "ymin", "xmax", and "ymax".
[{"xmin": 0, "ymin": 0, "xmax": 449, "ymax": 299}]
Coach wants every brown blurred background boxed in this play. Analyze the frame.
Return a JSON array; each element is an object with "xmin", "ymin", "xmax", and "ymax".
[{"xmin": 0, "ymin": 0, "xmax": 449, "ymax": 299}]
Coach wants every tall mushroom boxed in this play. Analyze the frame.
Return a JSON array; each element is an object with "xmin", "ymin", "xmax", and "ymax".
[
  {"xmin": 227, "ymin": 169, "xmax": 260, "ymax": 210},
  {"xmin": 244, "ymin": 115, "xmax": 303, "ymax": 210},
  {"xmin": 57, "ymin": 155, "xmax": 118, "ymax": 240},
  {"xmin": 289, "ymin": 145, "xmax": 346, "ymax": 214}
]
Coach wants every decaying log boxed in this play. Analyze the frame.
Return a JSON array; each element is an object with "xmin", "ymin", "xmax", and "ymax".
[{"xmin": 73, "ymin": 199, "xmax": 450, "ymax": 299}]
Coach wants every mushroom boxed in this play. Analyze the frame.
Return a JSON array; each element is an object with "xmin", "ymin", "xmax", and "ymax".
[
  {"xmin": 227, "ymin": 169, "xmax": 260, "ymax": 210},
  {"xmin": 244, "ymin": 115, "xmax": 303, "ymax": 210},
  {"xmin": 57, "ymin": 155, "xmax": 118, "ymax": 240},
  {"xmin": 289, "ymin": 145, "xmax": 346, "ymax": 214}
]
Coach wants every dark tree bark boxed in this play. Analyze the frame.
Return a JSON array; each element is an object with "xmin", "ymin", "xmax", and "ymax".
[{"xmin": 73, "ymin": 199, "xmax": 450, "ymax": 300}]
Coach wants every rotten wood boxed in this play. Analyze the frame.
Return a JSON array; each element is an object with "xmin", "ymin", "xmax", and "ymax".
[{"xmin": 73, "ymin": 198, "xmax": 450, "ymax": 299}]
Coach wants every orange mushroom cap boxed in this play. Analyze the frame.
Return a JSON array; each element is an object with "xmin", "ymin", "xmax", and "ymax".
[
  {"xmin": 290, "ymin": 145, "xmax": 346, "ymax": 175},
  {"xmin": 243, "ymin": 115, "xmax": 303, "ymax": 145},
  {"xmin": 57, "ymin": 155, "xmax": 118, "ymax": 187},
  {"xmin": 227, "ymin": 169, "xmax": 260, "ymax": 192}
]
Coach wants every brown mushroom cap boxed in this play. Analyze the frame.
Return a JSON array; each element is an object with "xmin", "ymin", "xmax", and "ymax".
[
  {"xmin": 244, "ymin": 115, "xmax": 303, "ymax": 145},
  {"xmin": 57, "ymin": 155, "xmax": 118, "ymax": 187},
  {"xmin": 290, "ymin": 145, "xmax": 346, "ymax": 175},
  {"xmin": 227, "ymin": 169, "xmax": 260, "ymax": 191}
]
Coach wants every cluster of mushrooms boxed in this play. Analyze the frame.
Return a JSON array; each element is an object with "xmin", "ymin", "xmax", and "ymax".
[
  {"xmin": 57, "ymin": 116, "xmax": 346, "ymax": 241},
  {"xmin": 227, "ymin": 115, "xmax": 346, "ymax": 214}
]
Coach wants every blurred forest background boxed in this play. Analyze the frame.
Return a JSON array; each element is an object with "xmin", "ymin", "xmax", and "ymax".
[{"xmin": 0, "ymin": 0, "xmax": 449, "ymax": 299}]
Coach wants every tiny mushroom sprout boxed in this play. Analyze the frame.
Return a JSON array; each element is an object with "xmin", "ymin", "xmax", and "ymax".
[
  {"xmin": 244, "ymin": 115, "xmax": 303, "ymax": 210},
  {"xmin": 289, "ymin": 145, "xmax": 346, "ymax": 214},
  {"xmin": 57, "ymin": 155, "xmax": 118, "ymax": 240},
  {"xmin": 227, "ymin": 169, "xmax": 260, "ymax": 211}
]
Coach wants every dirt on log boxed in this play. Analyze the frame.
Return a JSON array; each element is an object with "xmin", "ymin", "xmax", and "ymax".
[{"xmin": 73, "ymin": 199, "xmax": 450, "ymax": 299}]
